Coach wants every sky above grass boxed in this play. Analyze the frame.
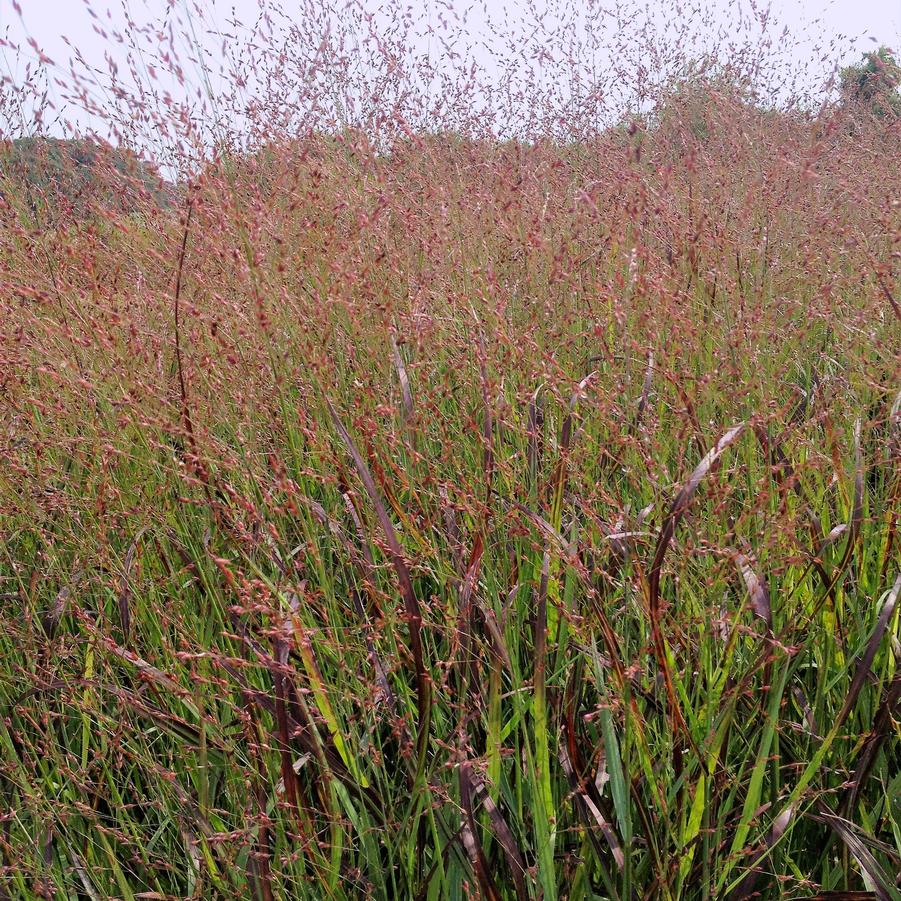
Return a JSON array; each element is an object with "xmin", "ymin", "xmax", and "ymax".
[
  {"xmin": 1, "ymin": 0, "xmax": 900, "ymax": 141},
  {"xmin": 4, "ymin": 0, "xmax": 898, "ymax": 64}
]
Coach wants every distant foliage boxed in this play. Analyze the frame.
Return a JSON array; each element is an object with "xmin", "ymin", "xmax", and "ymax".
[
  {"xmin": 0, "ymin": 136, "xmax": 173, "ymax": 222},
  {"xmin": 643, "ymin": 64, "xmax": 766, "ymax": 158},
  {"xmin": 839, "ymin": 46, "xmax": 901, "ymax": 118}
]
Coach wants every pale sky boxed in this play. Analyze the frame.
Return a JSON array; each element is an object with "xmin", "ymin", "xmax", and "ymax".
[
  {"xmin": 2, "ymin": 0, "xmax": 900, "ymax": 147},
  {"xmin": 4, "ymin": 0, "xmax": 900, "ymax": 53},
  {"xmin": 4, "ymin": 0, "xmax": 898, "ymax": 66}
]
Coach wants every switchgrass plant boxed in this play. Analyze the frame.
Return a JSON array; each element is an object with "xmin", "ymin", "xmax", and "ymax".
[{"xmin": 0, "ymin": 1, "xmax": 899, "ymax": 898}]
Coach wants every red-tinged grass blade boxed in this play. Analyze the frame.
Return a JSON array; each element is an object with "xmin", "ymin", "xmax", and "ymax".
[
  {"xmin": 875, "ymin": 269, "xmax": 901, "ymax": 322},
  {"xmin": 562, "ymin": 372, "xmax": 596, "ymax": 452},
  {"xmin": 506, "ymin": 497, "xmax": 575, "ymax": 561},
  {"xmin": 351, "ymin": 587, "xmax": 397, "ymax": 710},
  {"xmin": 534, "ymin": 548, "xmax": 550, "ymax": 683},
  {"xmin": 808, "ymin": 894, "xmax": 879, "ymax": 900},
  {"xmin": 341, "ymin": 491, "xmax": 377, "ymax": 570},
  {"xmin": 286, "ymin": 593, "xmax": 370, "ymax": 787},
  {"xmin": 647, "ymin": 422, "xmax": 746, "ymax": 762},
  {"xmin": 102, "ymin": 685, "xmax": 208, "ymax": 752},
  {"xmin": 116, "ymin": 529, "xmax": 146, "ymax": 643},
  {"xmin": 453, "ymin": 530, "xmax": 484, "ymax": 693},
  {"xmin": 730, "ymin": 789, "xmax": 796, "ymax": 897},
  {"xmin": 475, "ymin": 327, "xmax": 495, "ymax": 504},
  {"xmin": 528, "ymin": 387, "xmax": 544, "ymax": 492},
  {"xmin": 507, "ymin": 497, "xmax": 630, "ymax": 694},
  {"xmin": 340, "ymin": 491, "xmax": 384, "ymax": 620},
  {"xmin": 753, "ymin": 423, "xmax": 799, "ymax": 497},
  {"xmin": 886, "ymin": 391, "xmax": 901, "ymax": 459},
  {"xmin": 883, "ymin": 392, "xmax": 901, "ymax": 578},
  {"xmin": 243, "ymin": 703, "xmax": 276, "ymax": 901},
  {"xmin": 550, "ymin": 373, "xmax": 596, "ymax": 515},
  {"xmin": 439, "ymin": 483, "xmax": 465, "ymax": 572},
  {"xmin": 460, "ymin": 531, "xmax": 484, "ymax": 614},
  {"xmin": 792, "ymin": 685, "xmax": 820, "ymax": 737},
  {"xmin": 811, "ymin": 804, "xmax": 897, "ymax": 901},
  {"xmin": 842, "ymin": 668, "xmax": 901, "ymax": 816},
  {"xmin": 636, "ymin": 349, "xmax": 654, "ymax": 425},
  {"xmin": 474, "ymin": 599, "xmax": 513, "ymax": 673},
  {"xmin": 469, "ymin": 768, "xmax": 529, "ymax": 901},
  {"xmin": 249, "ymin": 857, "xmax": 275, "ymax": 901},
  {"xmin": 390, "ymin": 332, "xmax": 414, "ymax": 422},
  {"xmin": 66, "ymin": 844, "xmax": 101, "ymax": 901},
  {"xmin": 327, "ymin": 399, "xmax": 432, "ymax": 756},
  {"xmin": 41, "ymin": 583, "xmax": 71, "ymax": 640},
  {"xmin": 363, "ymin": 444, "xmax": 431, "ymax": 553},
  {"xmin": 297, "ymin": 494, "xmax": 366, "ymax": 565},
  {"xmin": 272, "ymin": 629, "xmax": 306, "ymax": 828},
  {"xmin": 171, "ymin": 197, "xmax": 193, "ymax": 440},
  {"xmin": 413, "ymin": 828, "xmax": 466, "ymax": 901},
  {"xmin": 817, "ymin": 419, "xmax": 866, "ymax": 606},
  {"xmin": 670, "ymin": 377, "xmax": 704, "ymax": 443},
  {"xmin": 733, "ymin": 571, "xmax": 901, "ymax": 895},
  {"xmin": 836, "ymin": 570, "xmax": 901, "ymax": 730},
  {"xmin": 734, "ymin": 548, "xmax": 772, "ymax": 632},
  {"xmin": 217, "ymin": 658, "xmax": 366, "ymax": 801},
  {"xmin": 558, "ymin": 732, "xmax": 625, "ymax": 871},
  {"xmin": 752, "ymin": 424, "xmax": 842, "ymax": 608},
  {"xmin": 84, "ymin": 618, "xmax": 198, "ymax": 709},
  {"xmin": 530, "ymin": 547, "xmax": 559, "ymax": 901},
  {"xmin": 649, "ymin": 422, "xmax": 748, "ymax": 598},
  {"xmin": 852, "ymin": 418, "xmax": 864, "ymax": 545},
  {"xmin": 459, "ymin": 761, "xmax": 502, "ymax": 901},
  {"xmin": 823, "ymin": 523, "xmax": 850, "ymax": 547}
]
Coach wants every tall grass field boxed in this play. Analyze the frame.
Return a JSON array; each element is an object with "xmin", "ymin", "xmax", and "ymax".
[{"xmin": 0, "ymin": 1, "xmax": 899, "ymax": 897}]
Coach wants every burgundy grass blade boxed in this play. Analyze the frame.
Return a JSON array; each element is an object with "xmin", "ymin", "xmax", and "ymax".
[
  {"xmin": 647, "ymin": 422, "xmax": 746, "ymax": 761},
  {"xmin": 327, "ymin": 399, "xmax": 431, "ymax": 752},
  {"xmin": 459, "ymin": 761, "xmax": 502, "ymax": 901}
]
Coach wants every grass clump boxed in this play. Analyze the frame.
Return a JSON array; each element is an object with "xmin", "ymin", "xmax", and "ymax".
[{"xmin": 0, "ymin": 2, "xmax": 899, "ymax": 898}]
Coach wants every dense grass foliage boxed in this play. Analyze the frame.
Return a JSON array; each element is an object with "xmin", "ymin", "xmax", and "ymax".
[{"xmin": 0, "ymin": 3, "xmax": 900, "ymax": 898}]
